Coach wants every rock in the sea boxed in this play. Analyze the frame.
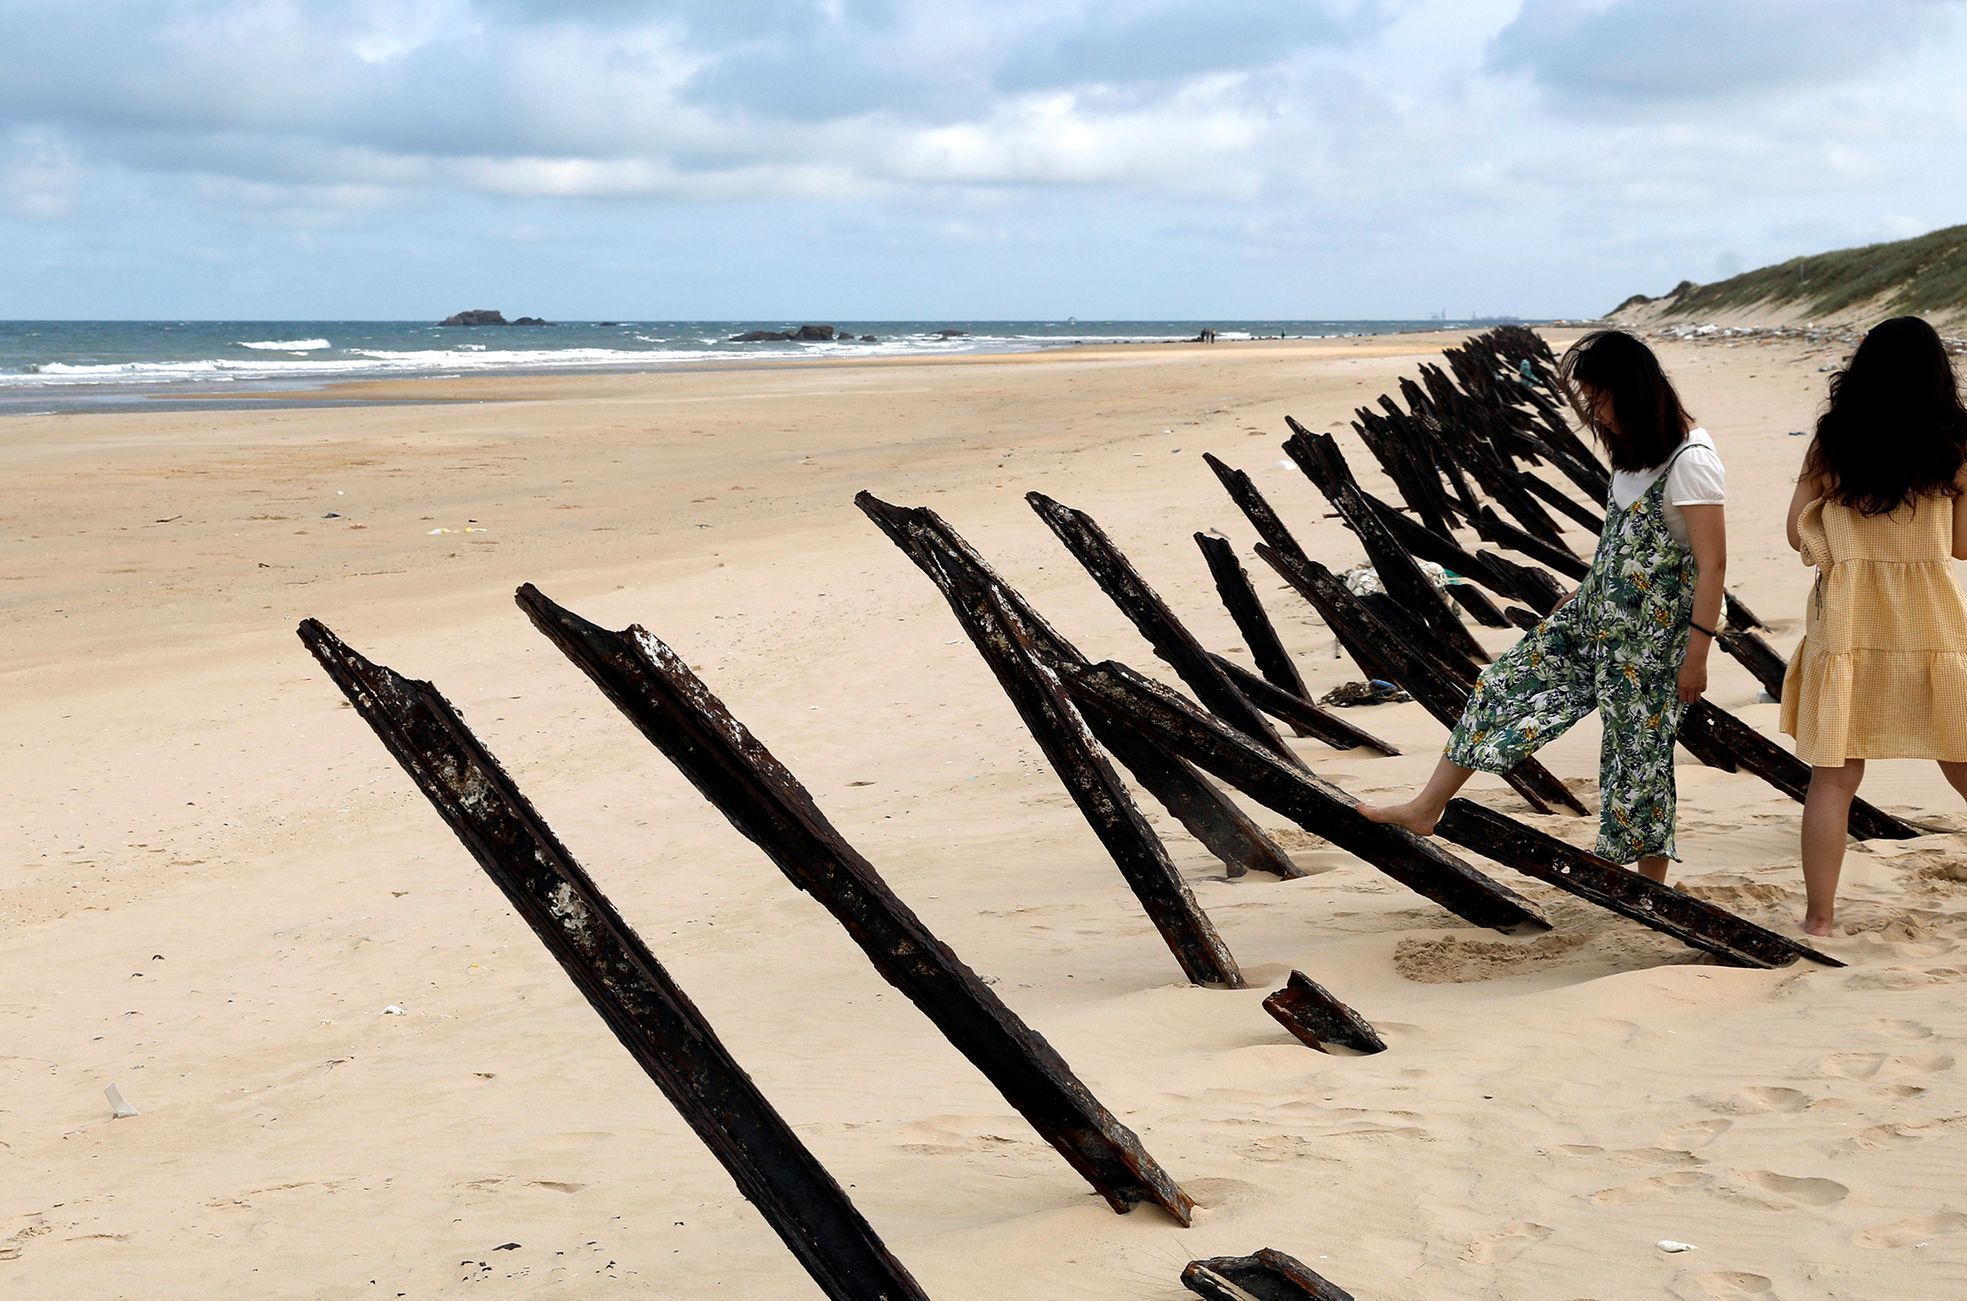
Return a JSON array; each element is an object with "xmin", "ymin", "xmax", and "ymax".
[
  {"xmin": 728, "ymin": 324, "xmax": 837, "ymax": 342},
  {"xmin": 441, "ymin": 309, "xmax": 509, "ymax": 326},
  {"xmin": 936, "ymin": 329, "xmax": 968, "ymax": 339},
  {"xmin": 859, "ymin": 335, "xmax": 878, "ymax": 342},
  {"xmin": 510, "ymin": 316, "xmax": 551, "ymax": 326}
]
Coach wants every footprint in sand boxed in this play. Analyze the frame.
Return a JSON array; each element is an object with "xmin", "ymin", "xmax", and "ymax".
[
  {"xmin": 1683, "ymin": 881, "xmax": 1790, "ymax": 908},
  {"xmin": 1587, "ymin": 1171, "xmax": 1712, "ymax": 1204},
  {"xmin": 1663, "ymin": 1118, "xmax": 1732, "ymax": 1150},
  {"xmin": 1464, "ymin": 1221, "xmax": 1552, "ymax": 1264},
  {"xmin": 1693, "ymin": 1271, "xmax": 1777, "ymax": 1297},
  {"xmin": 0, "ymin": 1216, "xmax": 53, "ymax": 1261},
  {"xmin": 1698, "ymin": 1085, "xmax": 1812, "ymax": 1115},
  {"xmin": 1819, "ymin": 1051, "xmax": 1954, "ymax": 1081},
  {"xmin": 1854, "ymin": 1211, "xmax": 1967, "ymax": 1249},
  {"xmin": 1731, "ymin": 1170, "xmax": 1849, "ymax": 1207},
  {"xmin": 1844, "ymin": 968, "xmax": 1949, "ymax": 991},
  {"xmin": 1840, "ymin": 1116, "xmax": 1967, "ymax": 1151},
  {"xmin": 1872, "ymin": 1019, "xmax": 1936, "ymax": 1041}
]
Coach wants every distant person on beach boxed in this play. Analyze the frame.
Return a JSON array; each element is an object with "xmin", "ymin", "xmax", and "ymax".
[
  {"xmin": 1361, "ymin": 330, "xmax": 1727, "ymax": 883},
  {"xmin": 1780, "ymin": 316, "xmax": 1967, "ymax": 936}
]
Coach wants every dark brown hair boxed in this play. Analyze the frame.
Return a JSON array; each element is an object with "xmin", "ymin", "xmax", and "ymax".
[
  {"xmin": 1559, "ymin": 329, "xmax": 1695, "ymax": 472},
  {"xmin": 1806, "ymin": 315, "xmax": 1967, "ymax": 516}
]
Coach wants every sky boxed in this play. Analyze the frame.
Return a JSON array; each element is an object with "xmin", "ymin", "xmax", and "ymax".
[{"xmin": 3, "ymin": 0, "xmax": 1964, "ymax": 320}]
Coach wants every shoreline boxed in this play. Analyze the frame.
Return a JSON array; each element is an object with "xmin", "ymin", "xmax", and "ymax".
[{"xmin": 1, "ymin": 327, "xmax": 1568, "ymax": 416}]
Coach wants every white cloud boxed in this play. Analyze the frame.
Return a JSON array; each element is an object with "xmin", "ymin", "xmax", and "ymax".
[
  {"xmin": 2, "ymin": 0, "xmax": 1965, "ymax": 317},
  {"xmin": 2, "ymin": 125, "xmax": 83, "ymax": 218}
]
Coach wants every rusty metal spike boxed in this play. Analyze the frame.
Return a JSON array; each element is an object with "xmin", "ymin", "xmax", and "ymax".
[
  {"xmin": 516, "ymin": 585, "xmax": 1201, "ymax": 1219},
  {"xmin": 295, "ymin": 619, "xmax": 930, "ymax": 1300}
]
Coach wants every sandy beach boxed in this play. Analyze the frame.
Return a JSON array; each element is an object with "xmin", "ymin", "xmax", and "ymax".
[{"xmin": 6, "ymin": 332, "xmax": 1967, "ymax": 1299}]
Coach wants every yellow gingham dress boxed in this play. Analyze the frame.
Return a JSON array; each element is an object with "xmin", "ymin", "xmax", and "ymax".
[{"xmin": 1780, "ymin": 493, "xmax": 1967, "ymax": 764}]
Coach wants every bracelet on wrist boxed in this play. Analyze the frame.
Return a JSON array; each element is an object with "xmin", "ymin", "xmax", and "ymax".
[{"xmin": 1689, "ymin": 621, "xmax": 1718, "ymax": 638}]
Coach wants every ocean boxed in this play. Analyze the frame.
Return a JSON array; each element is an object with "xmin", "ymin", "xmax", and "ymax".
[{"xmin": 0, "ymin": 318, "xmax": 1514, "ymax": 413}]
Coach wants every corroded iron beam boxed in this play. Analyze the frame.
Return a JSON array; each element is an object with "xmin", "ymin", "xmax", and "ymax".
[
  {"xmin": 1717, "ymin": 627, "xmax": 1789, "ymax": 701},
  {"xmin": 1678, "ymin": 700, "xmax": 1921, "ymax": 841},
  {"xmin": 1724, "ymin": 591, "xmax": 1769, "ymax": 632},
  {"xmin": 1475, "ymin": 549, "xmax": 1569, "ymax": 615},
  {"xmin": 1283, "ymin": 421, "xmax": 1489, "ymax": 663},
  {"xmin": 1210, "ymin": 654, "xmax": 1401, "ymax": 757},
  {"xmin": 1465, "ymin": 504, "xmax": 1590, "ymax": 579},
  {"xmin": 295, "ymin": 620, "xmax": 929, "ymax": 1300},
  {"xmin": 1433, "ymin": 798, "xmax": 1841, "ymax": 969},
  {"xmin": 858, "ymin": 493, "xmax": 1302, "ymax": 890},
  {"xmin": 1347, "ymin": 487, "xmax": 1514, "ymax": 624},
  {"xmin": 1090, "ymin": 710, "xmax": 1308, "ymax": 881},
  {"xmin": 516, "ymin": 585, "xmax": 1202, "ymax": 1219},
  {"xmin": 1521, "ymin": 468, "xmax": 1605, "ymax": 533},
  {"xmin": 1203, "ymin": 452, "xmax": 1314, "ymax": 566},
  {"xmin": 1195, "ymin": 531, "xmax": 1313, "ymax": 704},
  {"xmin": 1263, "ymin": 971, "xmax": 1386, "ymax": 1054},
  {"xmin": 1029, "ymin": 492, "xmax": 1301, "ymax": 767},
  {"xmin": 1055, "ymin": 657, "xmax": 1549, "ymax": 933},
  {"xmin": 1182, "ymin": 1249, "xmax": 1355, "ymax": 1301}
]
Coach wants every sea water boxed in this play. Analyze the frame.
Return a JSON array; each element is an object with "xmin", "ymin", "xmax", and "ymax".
[{"xmin": 0, "ymin": 318, "xmax": 1517, "ymax": 412}]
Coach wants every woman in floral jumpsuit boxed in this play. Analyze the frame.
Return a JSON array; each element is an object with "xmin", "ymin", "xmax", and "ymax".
[{"xmin": 1361, "ymin": 331, "xmax": 1728, "ymax": 883}]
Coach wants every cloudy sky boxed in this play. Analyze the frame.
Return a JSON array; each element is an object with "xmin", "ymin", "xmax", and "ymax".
[{"xmin": 3, "ymin": 0, "xmax": 1963, "ymax": 320}]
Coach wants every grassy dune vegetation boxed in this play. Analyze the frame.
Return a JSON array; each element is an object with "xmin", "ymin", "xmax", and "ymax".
[{"xmin": 1615, "ymin": 224, "xmax": 1967, "ymax": 321}]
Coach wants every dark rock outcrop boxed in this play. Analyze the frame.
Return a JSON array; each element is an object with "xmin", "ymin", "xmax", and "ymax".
[
  {"xmin": 440, "ymin": 309, "xmax": 508, "ymax": 326},
  {"xmin": 859, "ymin": 335, "xmax": 878, "ymax": 342},
  {"xmin": 728, "ymin": 324, "xmax": 838, "ymax": 343},
  {"xmin": 511, "ymin": 316, "xmax": 551, "ymax": 326},
  {"xmin": 936, "ymin": 329, "xmax": 968, "ymax": 339}
]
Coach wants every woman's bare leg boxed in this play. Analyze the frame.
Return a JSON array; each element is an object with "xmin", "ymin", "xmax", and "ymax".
[
  {"xmin": 1635, "ymin": 855, "xmax": 1669, "ymax": 884},
  {"xmin": 1802, "ymin": 759, "xmax": 1866, "ymax": 936},
  {"xmin": 1940, "ymin": 760, "xmax": 1967, "ymax": 802},
  {"xmin": 1359, "ymin": 756, "xmax": 1476, "ymax": 837}
]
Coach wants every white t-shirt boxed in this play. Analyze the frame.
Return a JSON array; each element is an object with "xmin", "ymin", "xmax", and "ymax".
[{"xmin": 1608, "ymin": 427, "xmax": 1725, "ymax": 547}]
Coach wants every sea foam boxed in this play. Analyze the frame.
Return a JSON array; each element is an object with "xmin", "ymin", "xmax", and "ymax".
[{"xmin": 237, "ymin": 338, "xmax": 331, "ymax": 351}]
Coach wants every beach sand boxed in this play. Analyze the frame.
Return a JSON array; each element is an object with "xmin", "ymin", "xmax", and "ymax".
[{"xmin": 5, "ymin": 333, "xmax": 1966, "ymax": 1298}]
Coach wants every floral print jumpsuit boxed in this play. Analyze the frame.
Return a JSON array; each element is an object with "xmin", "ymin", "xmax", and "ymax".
[{"xmin": 1445, "ymin": 446, "xmax": 1698, "ymax": 863}]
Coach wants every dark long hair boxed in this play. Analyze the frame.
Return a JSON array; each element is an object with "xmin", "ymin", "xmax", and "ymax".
[
  {"xmin": 1807, "ymin": 315, "xmax": 1967, "ymax": 516},
  {"xmin": 1559, "ymin": 329, "xmax": 1694, "ymax": 471}
]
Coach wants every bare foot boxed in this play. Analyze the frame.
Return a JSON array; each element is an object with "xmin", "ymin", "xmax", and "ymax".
[
  {"xmin": 1359, "ymin": 801, "xmax": 1439, "ymax": 836},
  {"xmin": 1803, "ymin": 913, "xmax": 1835, "ymax": 938}
]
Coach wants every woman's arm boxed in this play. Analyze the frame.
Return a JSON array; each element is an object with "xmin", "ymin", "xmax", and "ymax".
[
  {"xmin": 1678, "ymin": 504, "xmax": 1727, "ymax": 704},
  {"xmin": 1786, "ymin": 465, "xmax": 1822, "ymax": 553},
  {"xmin": 1953, "ymin": 464, "xmax": 1967, "ymax": 560}
]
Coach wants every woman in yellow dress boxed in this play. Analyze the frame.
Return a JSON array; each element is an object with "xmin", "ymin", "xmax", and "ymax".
[{"xmin": 1782, "ymin": 316, "xmax": 1967, "ymax": 936}]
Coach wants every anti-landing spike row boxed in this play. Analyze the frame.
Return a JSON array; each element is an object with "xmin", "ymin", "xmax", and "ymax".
[
  {"xmin": 295, "ymin": 619, "xmax": 930, "ymax": 1301},
  {"xmin": 859, "ymin": 491, "xmax": 1302, "ymax": 895},
  {"xmin": 1027, "ymin": 490, "xmax": 1303, "ymax": 767},
  {"xmin": 514, "ymin": 583, "xmax": 1200, "ymax": 1220},
  {"xmin": 1052, "ymin": 655, "xmax": 1550, "ymax": 934}
]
